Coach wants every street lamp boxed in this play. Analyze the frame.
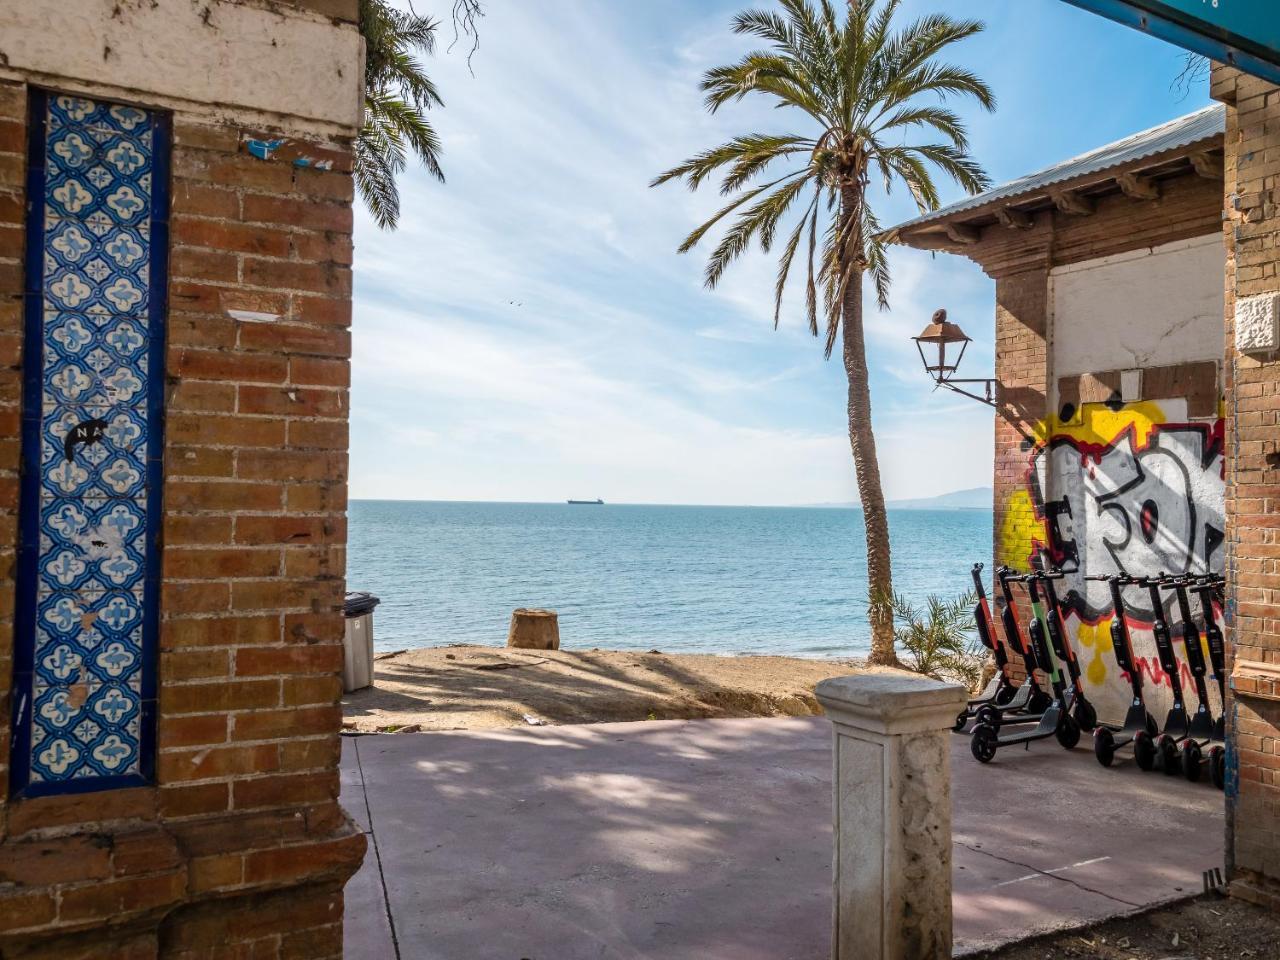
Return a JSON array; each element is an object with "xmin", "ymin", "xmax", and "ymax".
[{"xmin": 912, "ymin": 308, "xmax": 997, "ymax": 407}]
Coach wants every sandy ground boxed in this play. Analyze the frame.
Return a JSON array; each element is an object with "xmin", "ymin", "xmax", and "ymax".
[
  {"xmin": 972, "ymin": 894, "xmax": 1280, "ymax": 960},
  {"xmin": 340, "ymin": 644, "xmax": 866, "ymax": 732}
]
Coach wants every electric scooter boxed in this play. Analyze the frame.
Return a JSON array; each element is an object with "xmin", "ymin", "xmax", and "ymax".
[
  {"xmin": 1040, "ymin": 569, "xmax": 1098, "ymax": 732},
  {"xmin": 970, "ymin": 573, "xmax": 1082, "ymax": 763},
  {"xmin": 1192, "ymin": 575, "xmax": 1227, "ymax": 789},
  {"xmin": 953, "ymin": 563, "xmax": 1020, "ymax": 732},
  {"xmin": 1133, "ymin": 575, "xmax": 1191, "ymax": 775},
  {"xmin": 1086, "ymin": 573, "xmax": 1159, "ymax": 767},
  {"xmin": 972, "ymin": 567, "xmax": 1054, "ymax": 729},
  {"xmin": 1163, "ymin": 575, "xmax": 1225, "ymax": 787}
]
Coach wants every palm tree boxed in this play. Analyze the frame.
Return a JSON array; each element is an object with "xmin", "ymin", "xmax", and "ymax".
[
  {"xmin": 652, "ymin": 0, "xmax": 994, "ymax": 665},
  {"xmin": 357, "ymin": 0, "xmax": 446, "ymax": 229}
]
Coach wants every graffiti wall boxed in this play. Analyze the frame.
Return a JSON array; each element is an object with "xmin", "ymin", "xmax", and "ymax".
[{"xmin": 998, "ymin": 398, "xmax": 1225, "ymax": 723}]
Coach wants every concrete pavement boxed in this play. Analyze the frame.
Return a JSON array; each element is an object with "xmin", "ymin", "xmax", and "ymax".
[{"xmin": 341, "ymin": 717, "xmax": 1223, "ymax": 959}]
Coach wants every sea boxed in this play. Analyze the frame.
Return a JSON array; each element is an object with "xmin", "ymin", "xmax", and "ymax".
[{"xmin": 348, "ymin": 500, "xmax": 992, "ymax": 658}]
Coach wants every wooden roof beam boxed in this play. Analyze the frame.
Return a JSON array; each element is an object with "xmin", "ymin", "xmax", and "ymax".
[
  {"xmin": 1052, "ymin": 189, "xmax": 1095, "ymax": 216},
  {"xmin": 1191, "ymin": 151, "xmax": 1223, "ymax": 180},
  {"xmin": 997, "ymin": 207, "xmax": 1034, "ymax": 230},
  {"xmin": 945, "ymin": 222, "xmax": 981, "ymax": 245},
  {"xmin": 1117, "ymin": 172, "xmax": 1160, "ymax": 201}
]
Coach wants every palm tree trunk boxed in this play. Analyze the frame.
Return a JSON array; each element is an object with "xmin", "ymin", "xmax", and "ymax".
[{"xmin": 840, "ymin": 184, "xmax": 897, "ymax": 666}]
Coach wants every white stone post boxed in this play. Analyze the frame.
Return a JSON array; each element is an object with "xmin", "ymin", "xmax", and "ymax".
[{"xmin": 815, "ymin": 674, "xmax": 967, "ymax": 960}]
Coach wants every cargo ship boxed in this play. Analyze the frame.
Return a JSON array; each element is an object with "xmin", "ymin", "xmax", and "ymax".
[{"xmin": 567, "ymin": 498, "xmax": 604, "ymax": 505}]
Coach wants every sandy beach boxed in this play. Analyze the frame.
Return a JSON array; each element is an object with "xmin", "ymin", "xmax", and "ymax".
[{"xmin": 340, "ymin": 645, "xmax": 869, "ymax": 732}]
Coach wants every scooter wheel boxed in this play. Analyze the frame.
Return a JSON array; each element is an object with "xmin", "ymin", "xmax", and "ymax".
[
  {"xmin": 1209, "ymin": 746, "xmax": 1226, "ymax": 791},
  {"xmin": 970, "ymin": 724, "xmax": 998, "ymax": 764},
  {"xmin": 1134, "ymin": 731, "xmax": 1156, "ymax": 771},
  {"xmin": 1093, "ymin": 728, "xmax": 1116, "ymax": 767},
  {"xmin": 1182, "ymin": 741, "xmax": 1203, "ymax": 782},
  {"xmin": 1056, "ymin": 714, "xmax": 1081, "ymax": 750},
  {"xmin": 974, "ymin": 704, "xmax": 1001, "ymax": 729},
  {"xmin": 1158, "ymin": 736, "xmax": 1182, "ymax": 777},
  {"xmin": 954, "ymin": 710, "xmax": 969, "ymax": 733},
  {"xmin": 1029, "ymin": 689, "xmax": 1053, "ymax": 714},
  {"xmin": 1073, "ymin": 698, "xmax": 1098, "ymax": 733},
  {"xmin": 995, "ymin": 685, "xmax": 1017, "ymax": 706}
]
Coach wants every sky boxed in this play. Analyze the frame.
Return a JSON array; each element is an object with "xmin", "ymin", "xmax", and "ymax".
[{"xmin": 349, "ymin": 0, "xmax": 1212, "ymax": 506}]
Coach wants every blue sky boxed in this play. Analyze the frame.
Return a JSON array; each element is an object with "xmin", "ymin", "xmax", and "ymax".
[{"xmin": 349, "ymin": 0, "xmax": 1211, "ymax": 506}]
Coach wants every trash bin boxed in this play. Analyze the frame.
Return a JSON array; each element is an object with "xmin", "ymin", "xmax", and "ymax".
[{"xmin": 342, "ymin": 591, "xmax": 380, "ymax": 693}]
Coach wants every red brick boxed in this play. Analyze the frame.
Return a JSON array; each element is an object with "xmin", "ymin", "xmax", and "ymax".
[
  {"xmin": 239, "ymin": 321, "xmax": 351, "ymax": 358},
  {"xmin": 238, "ymin": 384, "xmax": 347, "ymax": 418},
  {"xmin": 0, "ymin": 888, "xmax": 58, "ymax": 934},
  {"xmin": 242, "ymin": 194, "xmax": 353, "ymax": 233},
  {"xmin": 174, "ymin": 217, "xmax": 292, "ymax": 257},
  {"xmin": 165, "ymin": 547, "xmax": 282, "ymax": 579},
  {"xmin": 289, "ymin": 356, "xmax": 350, "ymax": 387},
  {"xmin": 168, "ymin": 413, "xmax": 288, "ymax": 448},
  {"xmin": 234, "ymin": 646, "xmax": 343, "ymax": 679},
  {"xmin": 171, "ymin": 179, "xmax": 241, "ymax": 219},
  {"xmin": 231, "ymin": 705, "xmax": 341, "ymax": 740},
  {"xmin": 111, "ymin": 829, "xmax": 183, "ymax": 877},
  {"xmin": 159, "ymin": 713, "xmax": 229, "ymax": 749},
  {"xmin": 163, "ymin": 678, "xmax": 280, "ymax": 715},
  {"xmin": 157, "ymin": 781, "xmax": 230, "ymax": 819},
  {"xmin": 167, "ymin": 479, "xmax": 285, "ymax": 513},
  {"xmin": 174, "ymin": 348, "xmax": 289, "ymax": 384},
  {"xmin": 237, "ymin": 449, "xmax": 346, "ymax": 483},
  {"xmin": 161, "ymin": 648, "xmax": 232, "ymax": 683},
  {"xmin": 159, "ymin": 742, "xmax": 280, "ymax": 781},
  {"xmin": 235, "ymin": 515, "xmax": 344, "ymax": 546},
  {"xmin": 162, "ymin": 514, "xmax": 234, "ymax": 547},
  {"xmin": 58, "ymin": 871, "xmax": 185, "ymax": 924},
  {"xmin": 288, "ymin": 419, "xmax": 348, "ymax": 450},
  {"xmin": 0, "ymin": 836, "xmax": 113, "ymax": 886}
]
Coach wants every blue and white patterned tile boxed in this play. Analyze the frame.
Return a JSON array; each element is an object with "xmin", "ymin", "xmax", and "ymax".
[
  {"xmin": 34, "ymin": 584, "xmax": 145, "ymax": 656},
  {"xmin": 30, "ymin": 673, "xmax": 143, "ymax": 782},
  {"xmin": 42, "ymin": 219, "xmax": 151, "ymax": 317},
  {"xmin": 43, "ymin": 314, "xmax": 150, "ymax": 409},
  {"xmin": 37, "ymin": 496, "xmax": 149, "ymax": 593},
  {"xmin": 22, "ymin": 93, "xmax": 158, "ymax": 791},
  {"xmin": 48, "ymin": 96, "xmax": 152, "ymax": 138},
  {"xmin": 39, "ymin": 408, "xmax": 148, "ymax": 500}
]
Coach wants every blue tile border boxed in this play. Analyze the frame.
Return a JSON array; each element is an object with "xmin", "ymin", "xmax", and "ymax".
[{"xmin": 10, "ymin": 90, "xmax": 168, "ymax": 797}]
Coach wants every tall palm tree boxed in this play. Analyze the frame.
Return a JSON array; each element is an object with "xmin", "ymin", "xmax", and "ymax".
[
  {"xmin": 357, "ymin": 0, "xmax": 446, "ymax": 229},
  {"xmin": 653, "ymin": 0, "xmax": 994, "ymax": 665}
]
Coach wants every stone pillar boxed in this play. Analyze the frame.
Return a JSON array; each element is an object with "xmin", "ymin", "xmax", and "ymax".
[
  {"xmin": 815, "ymin": 674, "xmax": 967, "ymax": 960},
  {"xmin": 1213, "ymin": 64, "xmax": 1280, "ymax": 912}
]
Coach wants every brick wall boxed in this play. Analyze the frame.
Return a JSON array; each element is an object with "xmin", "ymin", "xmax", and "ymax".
[
  {"xmin": 0, "ymin": 76, "xmax": 364, "ymax": 956},
  {"xmin": 993, "ymin": 268, "xmax": 1050, "ymax": 574},
  {"xmin": 1214, "ymin": 66, "xmax": 1280, "ymax": 910}
]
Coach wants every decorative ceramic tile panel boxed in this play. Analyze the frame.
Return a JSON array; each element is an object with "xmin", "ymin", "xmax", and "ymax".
[{"xmin": 11, "ymin": 92, "xmax": 168, "ymax": 796}]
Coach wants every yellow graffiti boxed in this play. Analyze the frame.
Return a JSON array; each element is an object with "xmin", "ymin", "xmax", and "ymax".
[
  {"xmin": 1076, "ymin": 619, "xmax": 1112, "ymax": 687},
  {"xmin": 998, "ymin": 488, "xmax": 1042, "ymax": 568},
  {"xmin": 998, "ymin": 401, "xmax": 1170, "ymax": 571},
  {"xmin": 1041, "ymin": 401, "xmax": 1167, "ymax": 450}
]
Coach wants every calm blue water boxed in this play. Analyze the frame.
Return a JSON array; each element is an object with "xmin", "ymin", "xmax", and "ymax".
[{"xmin": 347, "ymin": 501, "xmax": 992, "ymax": 657}]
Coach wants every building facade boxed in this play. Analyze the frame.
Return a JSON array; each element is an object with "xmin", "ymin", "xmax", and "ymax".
[
  {"xmin": 891, "ymin": 75, "xmax": 1280, "ymax": 907},
  {"xmin": 0, "ymin": 1, "xmax": 366, "ymax": 955}
]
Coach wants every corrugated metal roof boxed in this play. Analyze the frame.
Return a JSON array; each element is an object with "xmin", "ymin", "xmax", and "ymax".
[{"xmin": 888, "ymin": 103, "xmax": 1225, "ymax": 234}]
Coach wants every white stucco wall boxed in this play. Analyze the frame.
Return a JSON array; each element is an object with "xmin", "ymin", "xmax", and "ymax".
[
  {"xmin": 1050, "ymin": 234, "xmax": 1225, "ymax": 382},
  {"xmin": 0, "ymin": 0, "xmax": 363, "ymax": 135}
]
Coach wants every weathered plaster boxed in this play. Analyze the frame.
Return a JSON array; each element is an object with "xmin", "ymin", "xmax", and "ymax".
[
  {"xmin": 0, "ymin": 0, "xmax": 364, "ymax": 136},
  {"xmin": 1050, "ymin": 235, "xmax": 1225, "ymax": 382}
]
